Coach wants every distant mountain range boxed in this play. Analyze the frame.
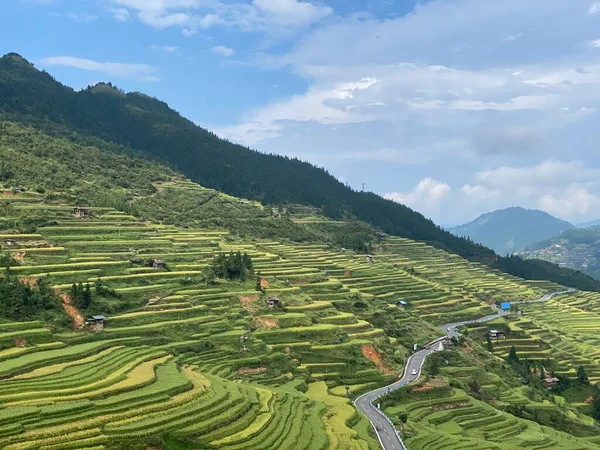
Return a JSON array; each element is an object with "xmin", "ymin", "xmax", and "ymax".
[
  {"xmin": 577, "ymin": 219, "xmax": 600, "ymax": 229},
  {"xmin": 450, "ymin": 207, "xmax": 575, "ymax": 256}
]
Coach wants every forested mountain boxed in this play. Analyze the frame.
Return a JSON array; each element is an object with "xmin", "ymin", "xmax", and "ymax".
[
  {"xmin": 450, "ymin": 207, "xmax": 575, "ymax": 256},
  {"xmin": 1, "ymin": 52, "xmax": 599, "ymax": 291}
]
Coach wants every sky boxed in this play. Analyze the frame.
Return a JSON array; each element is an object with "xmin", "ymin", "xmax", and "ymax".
[{"xmin": 3, "ymin": 0, "xmax": 600, "ymax": 226}]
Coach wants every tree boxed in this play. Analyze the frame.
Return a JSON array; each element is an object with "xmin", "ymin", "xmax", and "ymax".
[
  {"xmin": 592, "ymin": 385, "xmax": 600, "ymax": 420},
  {"xmin": 81, "ymin": 283, "xmax": 92, "ymax": 309},
  {"xmin": 486, "ymin": 334, "xmax": 493, "ymax": 352},
  {"xmin": 577, "ymin": 365, "xmax": 589, "ymax": 385},
  {"xmin": 256, "ymin": 275, "xmax": 263, "ymax": 293},
  {"xmin": 508, "ymin": 346, "xmax": 520, "ymax": 364}
]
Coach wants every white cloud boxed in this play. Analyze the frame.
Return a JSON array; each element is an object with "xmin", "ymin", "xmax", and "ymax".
[
  {"xmin": 107, "ymin": 0, "xmax": 331, "ymax": 33},
  {"xmin": 502, "ymin": 32, "xmax": 522, "ymax": 41},
  {"xmin": 589, "ymin": 2, "xmax": 600, "ymax": 14},
  {"xmin": 39, "ymin": 56, "xmax": 160, "ymax": 81},
  {"xmin": 460, "ymin": 160, "xmax": 600, "ymax": 220},
  {"xmin": 214, "ymin": 77, "xmax": 379, "ymax": 144},
  {"xmin": 152, "ymin": 45, "xmax": 179, "ymax": 53},
  {"xmin": 252, "ymin": 0, "xmax": 332, "ymax": 27},
  {"xmin": 538, "ymin": 187, "xmax": 600, "ymax": 217},
  {"xmin": 590, "ymin": 39, "xmax": 600, "ymax": 47},
  {"xmin": 210, "ymin": 45, "xmax": 235, "ymax": 57},
  {"xmin": 385, "ymin": 178, "xmax": 451, "ymax": 208}
]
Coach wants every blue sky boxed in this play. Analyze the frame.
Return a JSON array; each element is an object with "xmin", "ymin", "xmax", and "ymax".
[{"xmin": 3, "ymin": 0, "xmax": 600, "ymax": 225}]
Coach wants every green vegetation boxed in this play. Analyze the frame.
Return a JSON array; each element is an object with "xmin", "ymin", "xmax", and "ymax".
[
  {"xmin": 2, "ymin": 53, "xmax": 600, "ymax": 449},
  {"xmin": 1, "ymin": 52, "xmax": 599, "ymax": 292}
]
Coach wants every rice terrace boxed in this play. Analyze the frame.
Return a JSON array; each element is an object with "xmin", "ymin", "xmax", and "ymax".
[
  {"xmin": 2, "ymin": 49, "xmax": 600, "ymax": 450},
  {"xmin": 3, "ymin": 175, "xmax": 600, "ymax": 449}
]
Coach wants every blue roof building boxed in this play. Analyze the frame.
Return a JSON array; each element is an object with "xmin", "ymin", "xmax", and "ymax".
[{"xmin": 500, "ymin": 302, "xmax": 511, "ymax": 310}]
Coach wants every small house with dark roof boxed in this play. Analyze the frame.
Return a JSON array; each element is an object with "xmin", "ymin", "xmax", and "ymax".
[
  {"xmin": 543, "ymin": 377, "xmax": 559, "ymax": 389},
  {"xmin": 86, "ymin": 315, "xmax": 106, "ymax": 331},
  {"xmin": 152, "ymin": 259, "xmax": 166, "ymax": 270},
  {"xmin": 73, "ymin": 207, "xmax": 91, "ymax": 218},
  {"xmin": 266, "ymin": 297, "xmax": 281, "ymax": 308},
  {"xmin": 11, "ymin": 186, "xmax": 25, "ymax": 194},
  {"xmin": 4, "ymin": 238, "xmax": 18, "ymax": 247},
  {"xmin": 489, "ymin": 330, "xmax": 506, "ymax": 340},
  {"xmin": 366, "ymin": 254, "xmax": 373, "ymax": 263}
]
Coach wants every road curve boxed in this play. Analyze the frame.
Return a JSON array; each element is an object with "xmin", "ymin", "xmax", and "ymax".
[{"xmin": 354, "ymin": 288, "xmax": 576, "ymax": 450}]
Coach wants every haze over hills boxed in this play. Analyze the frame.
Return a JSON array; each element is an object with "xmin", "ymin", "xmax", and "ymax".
[
  {"xmin": 1, "ymin": 52, "xmax": 599, "ymax": 292},
  {"xmin": 578, "ymin": 219, "xmax": 600, "ymax": 229},
  {"xmin": 450, "ymin": 207, "xmax": 575, "ymax": 256}
]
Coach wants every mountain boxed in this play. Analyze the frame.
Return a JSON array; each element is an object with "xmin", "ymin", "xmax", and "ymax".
[
  {"xmin": 519, "ymin": 226, "xmax": 600, "ymax": 279},
  {"xmin": 1, "ymin": 52, "xmax": 599, "ymax": 292},
  {"xmin": 578, "ymin": 219, "xmax": 600, "ymax": 228},
  {"xmin": 450, "ymin": 207, "xmax": 575, "ymax": 256}
]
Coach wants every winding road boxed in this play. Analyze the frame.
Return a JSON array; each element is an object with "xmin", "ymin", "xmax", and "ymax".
[{"xmin": 354, "ymin": 288, "xmax": 576, "ymax": 450}]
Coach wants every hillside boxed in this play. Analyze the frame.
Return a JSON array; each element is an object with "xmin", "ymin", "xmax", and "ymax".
[
  {"xmin": 1, "ymin": 52, "xmax": 599, "ymax": 292},
  {"xmin": 3, "ymin": 122, "xmax": 600, "ymax": 448},
  {"xmin": 519, "ymin": 227, "xmax": 600, "ymax": 280},
  {"xmin": 450, "ymin": 207, "xmax": 575, "ymax": 256}
]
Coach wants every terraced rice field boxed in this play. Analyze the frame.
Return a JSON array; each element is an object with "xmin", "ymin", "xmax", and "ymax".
[
  {"xmin": 385, "ymin": 385, "xmax": 600, "ymax": 450},
  {"xmin": 0, "ymin": 194, "xmax": 596, "ymax": 448}
]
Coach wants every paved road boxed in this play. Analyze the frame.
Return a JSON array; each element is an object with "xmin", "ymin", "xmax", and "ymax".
[{"xmin": 353, "ymin": 288, "xmax": 575, "ymax": 450}]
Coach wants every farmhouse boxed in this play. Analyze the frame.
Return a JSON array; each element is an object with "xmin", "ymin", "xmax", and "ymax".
[
  {"xmin": 366, "ymin": 254, "xmax": 373, "ymax": 263},
  {"xmin": 86, "ymin": 315, "xmax": 106, "ymax": 331},
  {"xmin": 73, "ymin": 207, "xmax": 90, "ymax": 218},
  {"xmin": 340, "ymin": 247, "xmax": 346, "ymax": 253},
  {"xmin": 11, "ymin": 186, "xmax": 25, "ymax": 193},
  {"xmin": 489, "ymin": 330, "xmax": 506, "ymax": 340},
  {"xmin": 500, "ymin": 302, "xmax": 511, "ymax": 311},
  {"xmin": 397, "ymin": 300, "xmax": 408, "ymax": 308},
  {"xmin": 152, "ymin": 259, "xmax": 166, "ymax": 270},
  {"xmin": 543, "ymin": 377, "xmax": 559, "ymax": 389},
  {"xmin": 4, "ymin": 238, "xmax": 18, "ymax": 247},
  {"xmin": 266, "ymin": 296, "xmax": 281, "ymax": 308}
]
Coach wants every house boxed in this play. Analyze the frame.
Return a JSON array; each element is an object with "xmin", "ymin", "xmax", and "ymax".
[
  {"xmin": 73, "ymin": 207, "xmax": 90, "ymax": 218},
  {"xmin": 397, "ymin": 300, "xmax": 408, "ymax": 308},
  {"xmin": 86, "ymin": 315, "xmax": 106, "ymax": 331},
  {"xmin": 489, "ymin": 330, "xmax": 506, "ymax": 340},
  {"xmin": 543, "ymin": 377, "xmax": 559, "ymax": 389},
  {"xmin": 340, "ymin": 247, "xmax": 346, "ymax": 253},
  {"xmin": 152, "ymin": 259, "xmax": 166, "ymax": 270},
  {"xmin": 4, "ymin": 238, "xmax": 18, "ymax": 247},
  {"xmin": 11, "ymin": 186, "xmax": 25, "ymax": 194},
  {"xmin": 500, "ymin": 302, "xmax": 511, "ymax": 311},
  {"xmin": 366, "ymin": 254, "xmax": 373, "ymax": 263},
  {"xmin": 266, "ymin": 296, "xmax": 281, "ymax": 308}
]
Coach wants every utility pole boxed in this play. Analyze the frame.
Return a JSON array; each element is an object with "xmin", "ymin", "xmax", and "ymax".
[{"xmin": 361, "ymin": 182, "xmax": 365, "ymax": 192}]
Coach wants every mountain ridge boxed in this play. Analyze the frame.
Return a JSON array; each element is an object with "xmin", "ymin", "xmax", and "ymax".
[
  {"xmin": 1, "ymin": 52, "xmax": 600, "ymax": 291},
  {"xmin": 450, "ymin": 207, "xmax": 574, "ymax": 256}
]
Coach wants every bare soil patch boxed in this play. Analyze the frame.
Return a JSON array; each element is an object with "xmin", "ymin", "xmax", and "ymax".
[
  {"xmin": 61, "ymin": 293, "xmax": 85, "ymax": 330},
  {"xmin": 361, "ymin": 344, "xmax": 396, "ymax": 375},
  {"xmin": 239, "ymin": 295, "xmax": 260, "ymax": 313},
  {"xmin": 254, "ymin": 316, "xmax": 279, "ymax": 329}
]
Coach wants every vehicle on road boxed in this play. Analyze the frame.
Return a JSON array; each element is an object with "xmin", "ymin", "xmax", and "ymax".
[{"xmin": 411, "ymin": 369, "xmax": 417, "ymax": 375}]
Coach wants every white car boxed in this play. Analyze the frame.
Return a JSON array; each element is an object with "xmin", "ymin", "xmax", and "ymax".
[{"xmin": 411, "ymin": 369, "xmax": 418, "ymax": 375}]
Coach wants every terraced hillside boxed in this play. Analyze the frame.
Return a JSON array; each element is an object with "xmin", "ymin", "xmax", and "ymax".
[{"xmin": 3, "ymin": 123, "xmax": 600, "ymax": 449}]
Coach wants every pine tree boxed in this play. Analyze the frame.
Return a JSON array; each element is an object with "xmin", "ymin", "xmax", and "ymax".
[
  {"xmin": 507, "ymin": 345, "xmax": 519, "ymax": 364},
  {"xmin": 577, "ymin": 365, "xmax": 589, "ymax": 384},
  {"xmin": 256, "ymin": 275, "xmax": 263, "ymax": 292},
  {"xmin": 592, "ymin": 385, "xmax": 600, "ymax": 420}
]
